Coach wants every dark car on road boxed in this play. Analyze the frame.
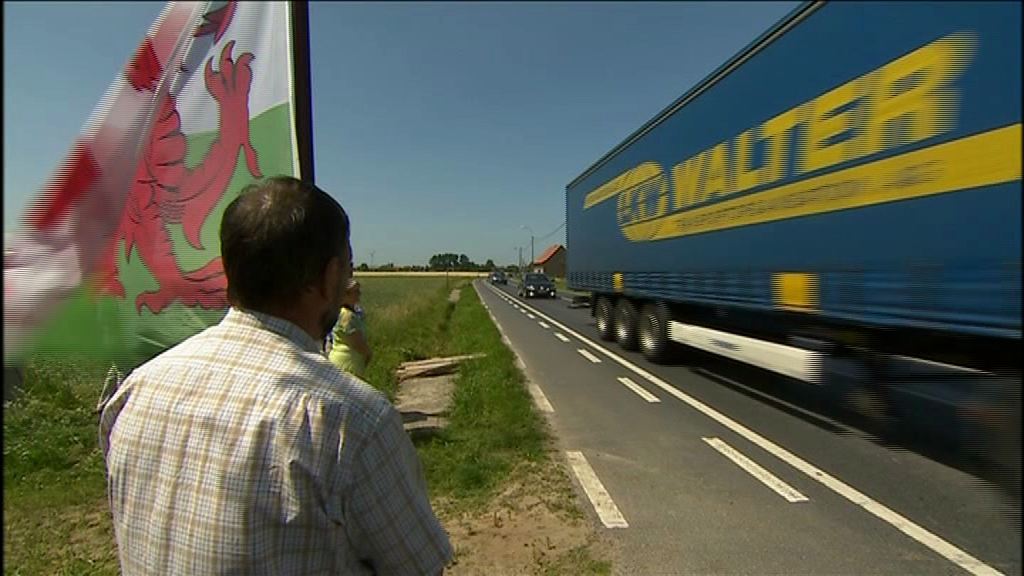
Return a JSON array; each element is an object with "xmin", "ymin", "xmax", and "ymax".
[
  {"xmin": 489, "ymin": 270, "xmax": 507, "ymax": 285},
  {"xmin": 518, "ymin": 272, "xmax": 556, "ymax": 299}
]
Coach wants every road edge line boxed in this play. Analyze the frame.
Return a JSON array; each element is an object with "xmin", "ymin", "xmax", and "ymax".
[{"xmin": 474, "ymin": 281, "xmax": 554, "ymax": 413}]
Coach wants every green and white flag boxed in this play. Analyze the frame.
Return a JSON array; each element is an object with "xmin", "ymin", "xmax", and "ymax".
[{"xmin": 4, "ymin": 1, "xmax": 313, "ymax": 369}]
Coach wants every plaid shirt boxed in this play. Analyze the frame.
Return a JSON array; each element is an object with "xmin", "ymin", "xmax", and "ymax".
[{"xmin": 99, "ymin": 308, "xmax": 453, "ymax": 575}]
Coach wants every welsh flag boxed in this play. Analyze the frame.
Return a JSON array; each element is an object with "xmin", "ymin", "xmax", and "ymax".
[{"xmin": 4, "ymin": 1, "xmax": 314, "ymax": 370}]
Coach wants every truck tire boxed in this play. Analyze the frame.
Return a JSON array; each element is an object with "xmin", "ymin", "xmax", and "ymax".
[
  {"xmin": 595, "ymin": 296, "xmax": 615, "ymax": 341},
  {"xmin": 639, "ymin": 302, "xmax": 673, "ymax": 363},
  {"xmin": 614, "ymin": 299, "xmax": 639, "ymax": 351}
]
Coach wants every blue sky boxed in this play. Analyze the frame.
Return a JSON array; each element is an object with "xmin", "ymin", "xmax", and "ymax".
[{"xmin": 4, "ymin": 1, "xmax": 797, "ymax": 267}]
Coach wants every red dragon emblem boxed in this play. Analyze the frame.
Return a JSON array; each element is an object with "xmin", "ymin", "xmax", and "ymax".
[{"xmin": 96, "ymin": 1, "xmax": 261, "ymax": 315}]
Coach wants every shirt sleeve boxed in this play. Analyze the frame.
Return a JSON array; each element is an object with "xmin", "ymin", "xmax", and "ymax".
[
  {"xmin": 97, "ymin": 373, "xmax": 134, "ymax": 459},
  {"xmin": 344, "ymin": 404, "xmax": 453, "ymax": 576},
  {"xmin": 334, "ymin": 309, "xmax": 361, "ymax": 337}
]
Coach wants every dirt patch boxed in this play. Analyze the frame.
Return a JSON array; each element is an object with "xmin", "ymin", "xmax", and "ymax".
[
  {"xmin": 436, "ymin": 457, "xmax": 616, "ymax": 576},
  {"xmin": 396, "ymin": 373, "xmax": 455, "ymax": 442},
  {"xmin": 3, "ymin": 494, "xmax": 120, "ymax": 574},
  {"xmin": 394, "ymin": 355, "xmax": 487, "ymax": 440},
  {"xmin": 392, "ymin": 344, "xmax": 614, "ymax": 575}
]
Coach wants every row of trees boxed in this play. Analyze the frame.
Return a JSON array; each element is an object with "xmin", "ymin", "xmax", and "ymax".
[
  {"xmin": 355, "ymin": 262, "xmax": 422, "ymax": 272},
  {"xmin": 353, "ymin": 253, "xmax": 515, "ymax": 273},
  {"xmin": 427, "ymin": 253, "xmax": 497, "ymax": 272}
]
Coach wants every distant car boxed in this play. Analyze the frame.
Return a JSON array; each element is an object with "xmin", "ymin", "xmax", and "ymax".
[
  {"xmin": 489, "ymin": 270, "xmax": 507, "ymax": 285},
  {"xmin": 518, "ymin": 272, "xmax": 556, "ymax": 299}
]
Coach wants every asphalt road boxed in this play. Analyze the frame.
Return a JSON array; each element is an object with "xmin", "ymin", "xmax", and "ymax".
[{"xmin": 476, "ymin": 280, "xmax": 1021, "ymax": 576}]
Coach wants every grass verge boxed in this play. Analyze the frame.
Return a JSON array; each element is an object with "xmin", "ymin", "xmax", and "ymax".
[
  {"xmin": 3, "ymin": 278, "xmax": 611, "ymax": 575},
  {"xmin": 415, "ymin": 283, "xmax": 549, "ymax": 506},
  {"xmin": 3, "ymin": 358, "xmax": 118, "ymax": 575},
  {"xmin": 358, "ymin": 276, "xmax": 453, "ymax": 401},
  {"xmin": 3, "ymin": 277, "xmax": 457, "ymax": 575}
]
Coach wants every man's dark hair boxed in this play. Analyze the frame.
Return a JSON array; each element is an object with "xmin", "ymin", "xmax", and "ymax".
[{"xmin": 220, "ymin": 176, "xmax": 350, "ymax": 311}]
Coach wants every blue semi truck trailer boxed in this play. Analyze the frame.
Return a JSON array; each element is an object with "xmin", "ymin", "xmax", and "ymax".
[{"xmin": 566, "ymin": 1, "xmax": 1020, "ymax": 496}]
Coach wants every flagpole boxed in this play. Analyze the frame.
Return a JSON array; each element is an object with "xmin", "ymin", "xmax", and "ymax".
[{"xmin": 290, "ymin": 0, "xmax": 315, "ymax": 182}]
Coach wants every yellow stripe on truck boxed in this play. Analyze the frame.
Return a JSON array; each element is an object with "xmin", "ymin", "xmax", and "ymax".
[
  {"xmin": 620, "ymin": 123, "xmax": 1021, "ymax": 242},
  {"xmin": 773, "ymin": 272, "xmax": 819, "ymax": 313},
  {"xmin": 583, "ymin": 162, "xmax": 666, "ymax": 211},
  {"xmin": 613, "ymin": 272, "xmax": 624, "ymax": 293}
]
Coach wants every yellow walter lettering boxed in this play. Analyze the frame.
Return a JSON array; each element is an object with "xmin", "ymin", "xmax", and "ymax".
[
  {"xmin": 761, "ymin": 105, "xmax": 804, "ymax": 185},
  {"xmin": 703, "ymin": 141, "xmax": 732, "ymax": 199},
  {"xmin": 608, "ymin": 32, "xmax": 978, "ymax": 241},
  {"xmin": 733, "ymin": 127, "xmax": 764, "ymax": 192},
  {"xmin": 621, "ymin": 123, "xmax": 1021, "ymax": 242},
  {"xmin": 801, "ymin": 76, "xmax": 867, "ymax": 174},
  {"xmin": 672, "ymin": 151, "xmax": 707, "ymax": 210},
  {"xmin": 864, "ymin": 32, "xmax": 976, "ymax": 156}
]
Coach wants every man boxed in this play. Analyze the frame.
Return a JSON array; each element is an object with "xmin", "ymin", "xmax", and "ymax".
[{"xmin": 99, "ymin": 177, "xmax": 452, "ymax": 575}]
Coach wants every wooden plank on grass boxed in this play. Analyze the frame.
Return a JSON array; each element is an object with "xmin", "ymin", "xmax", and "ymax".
[
  {"xmin": 398, "ymin": 354, "xmax": 485, "ymax": 370},
  {"xmin": 396, "ymin": 353, "xmax": 486, "ymax": 381}
]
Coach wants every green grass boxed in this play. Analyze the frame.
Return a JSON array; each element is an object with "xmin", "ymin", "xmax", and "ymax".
[
  {"xmin": 2, "ymin": 277, "xmax": 579, "ymax": 575},
  {"xmin": 357, "ymin": 276, "xmax": 454, "ymax": 401},
  {"xmin": 416, "ymin": 284, "xmax": 549, "ymax": 505},
  {"xmin": 3, "ymin": 358, "xmax": 119, "ymax": 575},
  {"xmin": 3, "ymin": 277, "xmax": 459, "ymax": 575},
  {"xmin": 539, "ymin": 542, "xmax": 614, "ymax": 576}
]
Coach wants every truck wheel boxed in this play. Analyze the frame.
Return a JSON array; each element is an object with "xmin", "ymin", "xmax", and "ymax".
[
  {"xmin": 595, "ymin": 296, "xmax": 615, "ymax": 341},
  {"xmin": 614, "ymin": 299, "xmax": 639, "ymax": 351},
  {"xmin": 639, "ymin": 302, "xmax": 672, "ymax": 363}
]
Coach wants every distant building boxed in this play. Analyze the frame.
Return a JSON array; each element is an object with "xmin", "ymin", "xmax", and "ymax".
[{"xmin": 533, "ymin": 244, "xmax": 566, "ymax": 278}]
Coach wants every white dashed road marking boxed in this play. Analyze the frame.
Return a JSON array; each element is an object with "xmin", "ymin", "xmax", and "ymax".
[
  {"xmin": 703, "ymin": 437, "xmax": 809, "ymax": 503},
  {"xmin": 616, "ymin": 376, "xmax": 660, "ymax": 403},
  {"xmin": 566, "ymin": 451, "xmax": 629, "ymax": 528},
  {"xmin": 482, "ymin": 282, "xmax": 1003, "ymax": 576}
]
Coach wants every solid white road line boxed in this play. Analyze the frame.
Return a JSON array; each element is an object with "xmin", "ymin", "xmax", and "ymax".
[
  {"xmin": 554, "ymin": 333, "xmax": 571, "ymax": 343},
  {"xmin": 475, "ymin": 282, "xmax": 554, "ymax": 415},
  {"xmin": 565, "ymin": 451, "xmax": 629, "ymax": 528},
  {"xmin": 693, "ymin": 368, "xmax": 870, "ymax": 441},
  {"xmin": 528, "ymin": 383, "xmax": 555, "ymax": 413},
  {"xmin": 616, "ymin": 376, "xmax": 661, "ymax": 403},
  {"xmin": 703, "ymin": 437, "xmax": 809, "ymax": 503},
  {"xmin": 483, "ymin": 282, "xmax": 1002, "ymax": 576},
  {"xmin": 538, "ymin": 321, "xmax": 550, "ymax": 329},
  {"xmin": 578, "ymin": 349, "xmax": 601, "ymax": 363}
]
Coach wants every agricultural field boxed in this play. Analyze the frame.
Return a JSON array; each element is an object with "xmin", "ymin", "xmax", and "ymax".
[
  {"xmin": 3, "ymin": 277, "xmax": 610, "ymax": 576},
  {"xmin": 355, "ymin": 271, "xmax": 487, "ymax": 278}
]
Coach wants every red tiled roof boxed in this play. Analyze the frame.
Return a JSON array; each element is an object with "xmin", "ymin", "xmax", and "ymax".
[{"xmin": 533, "ymin": 244, "xmax": 564, "ymax": 265}]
